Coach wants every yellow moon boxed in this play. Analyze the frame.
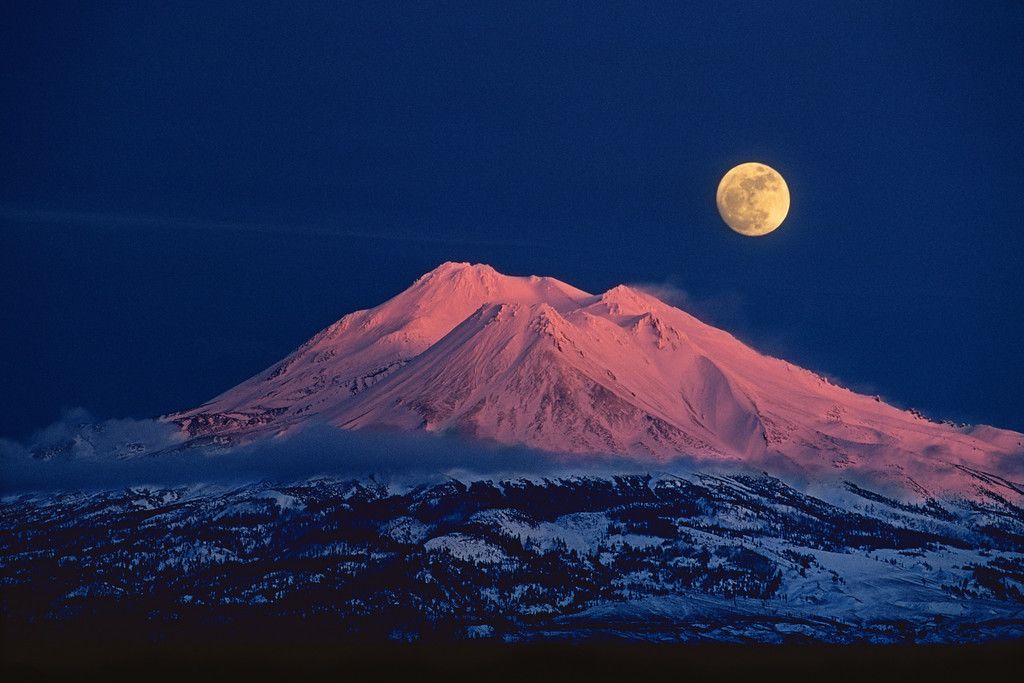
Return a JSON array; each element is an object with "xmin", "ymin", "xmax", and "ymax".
[{"xmin": 716, "ymin": 162, "xmax": 790, "ymax": 236}]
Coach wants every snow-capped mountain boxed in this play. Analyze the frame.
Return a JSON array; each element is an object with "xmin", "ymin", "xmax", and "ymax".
[
  {"xmin": 9, "ymin": 262, "xmax": 1024, "ymax": 646},
  {"xmin": 172, "ymin": 262, "xmax": 1022, "ymax": 499}
]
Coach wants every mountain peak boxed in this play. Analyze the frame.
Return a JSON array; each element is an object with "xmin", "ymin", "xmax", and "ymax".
[
  {"xmin": 598, "ymin": 283, "xmax": 659, "ymax": 311},
  {"xmin": 409, "ymin": 262, "xmax": 587, "ymax": 306},
  {"xmin": 418, "ymin": 261, "xmax": 497, "ymax": 280}
]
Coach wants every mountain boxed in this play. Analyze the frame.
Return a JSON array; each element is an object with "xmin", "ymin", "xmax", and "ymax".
[
  {"xmin": 10, "ymin": 262, "xmax": 1024, "ymax": 647},
  {"xmin": 172, "ymin": 262, "xmax": 1023, "ymax": 499}
]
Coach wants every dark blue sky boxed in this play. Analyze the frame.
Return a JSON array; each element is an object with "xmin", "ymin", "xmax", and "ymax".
[{"xmin": 2, "ymin": 1, "xmax": 1022, "ymax": 438}]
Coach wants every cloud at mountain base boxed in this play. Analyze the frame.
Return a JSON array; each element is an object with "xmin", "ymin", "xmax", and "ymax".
[
  {"xmin": 3, "ymin": 409, "xmax": 1020, "ymax": 501},
  {"xmin": 0, "ymin": 411, "xmax": 711, "ymax": 494}
]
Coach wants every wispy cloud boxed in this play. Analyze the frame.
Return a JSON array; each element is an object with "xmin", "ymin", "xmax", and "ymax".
[
  {"xmin": 628, "ymin": 280, "xmax": 746, "ymax": 329},
  {"xmin": 0, "ymin": 205, "xmax": 538, "ymax": 248},
  {"xmin": 628, "ymin": 280, "xmax": 881, "ymax": 400}
]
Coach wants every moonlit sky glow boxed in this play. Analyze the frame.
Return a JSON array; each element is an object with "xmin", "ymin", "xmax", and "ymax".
[{"xmin": 1, "ymin": 2, "xmax": 1022, "ymax": 436}]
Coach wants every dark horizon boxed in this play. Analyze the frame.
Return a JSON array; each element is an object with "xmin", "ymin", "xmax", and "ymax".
[{"xmin": 2, "ymin": 1, "xmax": 1022, "ymax": 438}]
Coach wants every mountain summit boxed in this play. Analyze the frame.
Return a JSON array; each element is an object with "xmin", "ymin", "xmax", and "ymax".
[{"xmin": 172, "ymin": 262, "xmax": 1022, "ymax": 497}]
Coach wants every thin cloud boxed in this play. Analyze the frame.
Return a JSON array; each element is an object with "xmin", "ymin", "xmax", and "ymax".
[
  {"xmin": 0, "ymin": 205, "xmax": 538, "ymax": 248},
  {"xmin": 628, "ymin": 281, "xmax": 692, "ymax": 309},
  {"xmin": 628, "ymin": 280, "xmax": 747, "ymax": 330}
]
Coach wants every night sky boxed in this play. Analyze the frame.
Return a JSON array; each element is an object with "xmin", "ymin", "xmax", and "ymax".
[{"xmin": 2, "ymin": 1, "xmax": 1022, "ymax": 439}]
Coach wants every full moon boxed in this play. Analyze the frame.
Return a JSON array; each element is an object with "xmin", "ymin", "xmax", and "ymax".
[{"xmin": 716, "ymin": 162, "xmax": 790, "ymax": 236}]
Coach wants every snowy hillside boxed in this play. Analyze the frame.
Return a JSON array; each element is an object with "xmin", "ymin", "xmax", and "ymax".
[{"xmin": 4, "ymin": 473, "xmax": 1022, "ymax": 643}]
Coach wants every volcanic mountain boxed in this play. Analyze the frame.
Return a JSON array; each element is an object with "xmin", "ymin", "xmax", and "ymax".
[{"xmin": 172, "ymin": 262, "xmax": 1022, "ymax": 496}]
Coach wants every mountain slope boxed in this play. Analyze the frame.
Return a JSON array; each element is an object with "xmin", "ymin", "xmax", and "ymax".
[
  {"xmin": 6, "ymin": 473, "xmax": 1024, "ymax": 644},
  {"xmin": 171, "ymin": 262, "xmax": 1023, "ymax": 498},
  {"xmin": 174, "ymin": 262, "xmax": 589, "ymax": 439}
]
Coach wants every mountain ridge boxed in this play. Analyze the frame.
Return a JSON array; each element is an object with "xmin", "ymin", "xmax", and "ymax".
[{"xmin": 171, "ymin": 262, "xmax": 1023, "ymax": 500}]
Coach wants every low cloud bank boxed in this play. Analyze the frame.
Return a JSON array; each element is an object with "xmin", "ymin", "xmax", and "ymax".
[
  {"xmin": 6, "ymin": 409, "xmax": 1015, "ymax": 501},
  {"xmin": 0, "ymin": 411, "xmax": 714, "ymax": 495}
]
